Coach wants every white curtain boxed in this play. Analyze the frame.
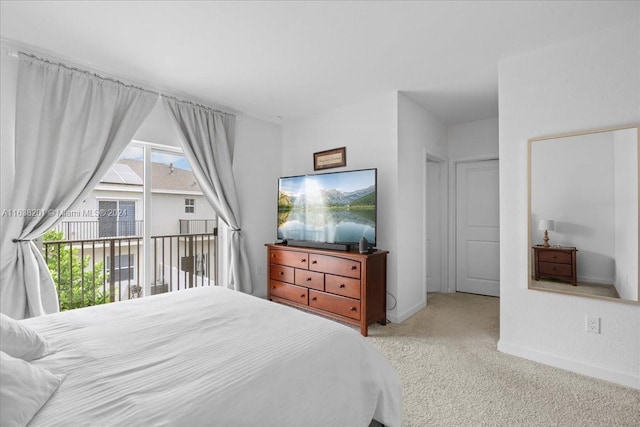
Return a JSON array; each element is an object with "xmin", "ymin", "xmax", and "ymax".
[
  {"xmin": 162, "ymin": 97, "xmax": 252, "ymax": 293},
  {"xmin": 0, "ymin": 54, "xmax": 157, "ymax": 319}
]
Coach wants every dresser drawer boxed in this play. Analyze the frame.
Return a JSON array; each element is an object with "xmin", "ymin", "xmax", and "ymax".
[
  {"xmin": 539, "ymin": 262, "xmax": 572, "ymax": 277},
  {"xmin": 294, "ymin": 269, "xmax": 325, "ymax": 291},
  {"xmin": 267, "ymin": 244, "xmax": 388, "ymax": 336},
  {"xmin": 269, "ymin": 280, "xmax": 309, "ymax": 304},
  {"xmin": 309, "ymin": 290, "xmax": 360, "ymax": 320},
  {"xmin": 269, "ymin": 249, "xmax": 309, "ymax": 269},
  {"xmin": 538, "ymin": 251, "xmax": 572, "ymax": 264},
  {"xmin": 270, "ymin": 264, "xmax": 294, "ymax": 283},
  {"xmin": 325, "ymin": 274, "xmax": 361, "ymax": 299},
  {"xmin": 309, "ymin": 254, "xmax": 360, "ymax": 279},
  {"xmin": 532, "ymin": 246, "xmax": 577, "ymax": 286}
]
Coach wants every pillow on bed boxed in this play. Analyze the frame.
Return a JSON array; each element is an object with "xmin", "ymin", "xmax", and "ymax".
[
  {"xmin": 0, "ymin": 313, "xmax": 52, "ymax": 360},
  {"xmin": 0, "ymin": 351, "xmax": 65, "ymax": 427}
]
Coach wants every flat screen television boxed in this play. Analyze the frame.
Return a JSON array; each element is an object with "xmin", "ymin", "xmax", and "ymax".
[{"xmin": 277, "ymin": 168, "xmax": 377, "ymax": 249}]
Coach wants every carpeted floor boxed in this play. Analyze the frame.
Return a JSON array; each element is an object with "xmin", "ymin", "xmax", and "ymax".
[
  {"xmin": 366, "ymin": 292, "xmax": 640, "ymax": 426},
  {"xmin": 532, "ymin": 279, "xmax": 620, "ymax": 298}
]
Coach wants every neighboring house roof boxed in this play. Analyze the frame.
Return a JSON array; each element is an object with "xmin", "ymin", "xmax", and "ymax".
[
  {"xmin": 100, "ymin": 159, "xmax": 202, "ymax": 193},
  {"xmin": 101, "ymin": 163, "xmax": 143, "ymax": 185}
]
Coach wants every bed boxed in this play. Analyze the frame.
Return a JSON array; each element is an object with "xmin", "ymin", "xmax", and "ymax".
[{"xmin": 1, "ymin": 286, "xmax": 401, "ymax": 426}]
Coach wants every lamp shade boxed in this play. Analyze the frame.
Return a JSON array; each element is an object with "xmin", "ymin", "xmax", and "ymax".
[{"xmin": 538, "ymin": 219, "xmax": 555, "ymax": 231}]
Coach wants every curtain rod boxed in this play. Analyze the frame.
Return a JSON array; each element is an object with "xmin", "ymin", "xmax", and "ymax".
[
  {"xmin": 161, "ymin": 94, "xmax": 236, "ymax": 118},
  {"xmin": 8, "ymin": 49, "xmax": 236, "ymax": 119},
  {"xmin": 18, "ymin": 51, "xmax": 157, "ymax": 97}
]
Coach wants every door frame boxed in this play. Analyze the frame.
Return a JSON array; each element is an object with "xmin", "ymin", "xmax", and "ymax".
[
  {"xmin": 424, "ymin": 152, "xmax": 449, "ymax": 298},
  {"xmin": 448, "ymin": 153, "xmax": 499, "ymax": 293}
]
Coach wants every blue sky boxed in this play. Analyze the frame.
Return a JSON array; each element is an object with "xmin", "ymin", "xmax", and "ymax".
[{"xmin": 280, "ymin": 169, "xmax": 375, "ymax": 194}]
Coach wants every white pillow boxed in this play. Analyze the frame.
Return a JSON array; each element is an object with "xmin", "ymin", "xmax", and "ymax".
[
  {"xmin": 0, "ymin": 351, "xmax": 65, "ymax": 427},
  {"xmin": 0, "ymin": 313, "xmax": 53, "ymax": 361}
]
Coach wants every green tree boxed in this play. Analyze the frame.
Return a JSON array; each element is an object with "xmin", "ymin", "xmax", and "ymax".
[{"xmin": 42, "ymin": 230, "xmax": 109, "ymax": 311}]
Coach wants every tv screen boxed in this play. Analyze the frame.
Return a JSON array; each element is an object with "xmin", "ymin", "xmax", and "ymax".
[{"xmin": 277, "ymin": 168, "xmax": 377, "ymax": 247}]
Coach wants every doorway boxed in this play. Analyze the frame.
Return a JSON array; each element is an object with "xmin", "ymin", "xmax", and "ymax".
[
  {"xmin": 426, "ymin": 157, "xmax": 447, "ymax": 294},
  {"xmin": 455, "ymin": 159, "xmax": 500, "ymax": 296}
]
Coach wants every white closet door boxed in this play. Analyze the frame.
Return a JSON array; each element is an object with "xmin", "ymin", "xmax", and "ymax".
[{"xmin": 456, "ymin": 160, "xmax": 500, "ymax": 296}]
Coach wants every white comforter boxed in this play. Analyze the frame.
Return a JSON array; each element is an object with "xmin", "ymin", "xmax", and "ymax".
[{"xmin": 24, "ymin": 286, "xmax": 401, "ymax": 426}]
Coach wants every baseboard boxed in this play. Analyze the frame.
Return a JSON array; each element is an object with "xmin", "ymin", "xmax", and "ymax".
[
  {"xmin": 497, "ymin": 340, "xmax": 640, "ymax": 390},
  {"xmin": 387, "ymin": 299, "xmax": 426, "ymax": 324}
]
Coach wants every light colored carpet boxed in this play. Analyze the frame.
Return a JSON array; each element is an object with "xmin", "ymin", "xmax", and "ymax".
[
  {"xmin": 532, "ymin": 279, "xmax": 620, "ymax": 299},
  {"xmin": 366, "ymin": 292, "xmax": 640, "ymax": 426}
]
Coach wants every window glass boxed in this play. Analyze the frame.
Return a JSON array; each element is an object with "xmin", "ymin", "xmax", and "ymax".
[
  {"xmin": 98, "ymin": 200, "xmax": 118, "ymax": 237},
  {"xmin": 98, "ymin": 200, "xmax": 136, "ymax": 237},
  {"xmin": 44, "ymin": 141, "xmax": 218, "ymax": 312},
  {"xmin": 185, "ymin": 198, "xmax": 195, "ymax": 213}
]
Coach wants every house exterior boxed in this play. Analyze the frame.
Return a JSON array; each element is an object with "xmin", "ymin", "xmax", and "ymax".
[
  {"xmin": 47, "ymin": 156, "xmax": 217, "ymax": 303},
  {"xmin": 55, "ymin": 157, "xmax": 215, "ymax": 238}
]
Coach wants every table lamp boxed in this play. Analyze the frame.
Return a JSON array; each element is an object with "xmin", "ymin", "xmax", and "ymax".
[{"xmin": 538, "ymin": 219, "xmax": 555, "ymax": 248}]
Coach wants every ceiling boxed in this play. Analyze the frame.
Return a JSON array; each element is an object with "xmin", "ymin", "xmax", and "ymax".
[{"xmin": 1, "ymin": 1, "xmax": 637, "ymax": 125}]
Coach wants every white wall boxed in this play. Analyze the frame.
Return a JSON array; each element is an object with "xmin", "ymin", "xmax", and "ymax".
[
  {"xmin": 233, "ymin": 115, "xmax": 282, "ymax": 297},
  {"xmin": 282, "ymin": 92, "xmax": 454, "ymax": 322},
  {"xmin": 498, "ymin": 19, "xmax": 640, "ymax": 389},
  {"xmin": 447, "ymin": 117, "xmax": 499, "ymax": 160},
  {"xmin": 282, "ymin": 92, "xmax": 400, "ymax": 318},
  {"xmin": 0, "ymin": 47, "xmax": 17, "ymax": 247},
  {"xmin": 397, "ymin": 93, "xmax": 447, "ymax": 320},
  {"xmin": 613, "ymin": 128, "xmax": 639, "ymax": 300}
]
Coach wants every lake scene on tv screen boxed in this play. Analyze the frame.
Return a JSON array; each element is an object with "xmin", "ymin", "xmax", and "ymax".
[{"xmin": 278, "ymin": 169, "xmax": 376, "ymax": 245}]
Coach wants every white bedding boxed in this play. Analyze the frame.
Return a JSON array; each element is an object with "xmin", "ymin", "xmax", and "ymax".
[{"xmin": 23, "ymin": 286, "xmax": 401, "ymax": 426}]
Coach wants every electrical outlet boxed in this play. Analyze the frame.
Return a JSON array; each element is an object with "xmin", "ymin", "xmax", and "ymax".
[
  {"xmin": 586, "ymin": 316, "xmax": 600, "ymax": 334},
  {"xmin": 256, "ymin": 265, "xmax": 264, "ymax": 278}
]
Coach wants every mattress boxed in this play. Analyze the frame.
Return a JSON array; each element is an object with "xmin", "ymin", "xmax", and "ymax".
[{"xmin": 23, "ymin": 286, "xmax": 401, "ymax": 426}]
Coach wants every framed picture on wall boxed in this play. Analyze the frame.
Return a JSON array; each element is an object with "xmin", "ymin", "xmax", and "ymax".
[{"xmin": 313, "ymin": 147, "xmax": 346, "ymax": 170}]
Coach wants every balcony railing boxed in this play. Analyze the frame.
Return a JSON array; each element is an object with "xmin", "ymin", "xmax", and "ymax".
[
  {"xmin": 53, "ymin": 219, "xmax": 216, "ymax": 240},
  {"xmin": 179, "ymin": 219, "xmax": 217, "ymax": 235},
  {"xmin": 151, "ymin": 233, "xmax": 217, "ymax": 295},
  {"xmin": 52, "ymin": 220, "xmax": 144, "ymax": 241},
  {"xmin": 42, "ymin": 232, "xmax": 217, "ymax": 312}
]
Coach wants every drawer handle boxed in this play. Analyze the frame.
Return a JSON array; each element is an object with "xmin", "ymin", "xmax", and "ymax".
[
  {"xmin": 349, "ymin": 306, "xmax": 357, "ymax": 312},
  {"xmin": 301, "ymin": 258, "xmax": 307, "ymax": 263},
  {"xmin": 339, "ymin": 284, "xmax": 346, "ymax": 288},
  {"xmin": 306, "ymin": 277, "xmax": 312, "ymax": 281},
  {"xmin": 312, "ymin": 260, "xmax": 317, "ymax": 264},
  {"xmin": 272, "ymin": 254, "xmax": 276, "ymax": 258},
  {"xmin": 300, "ymin": 294, "xmax": 306, "ymax": 298},
  {"xmin": 279, "ymin": 271, "xmax": 284, "ymax": 275},
  {"xmin": 312, "ymin": 297, "xmax": 317, "ymax": 301},
  {"xmin": 271, "ymin": 286, "xmax": 276, "ymax": 289},
  {"xmin": 351, "ymin": 266, "xmax": 357, "ymax": 270}
]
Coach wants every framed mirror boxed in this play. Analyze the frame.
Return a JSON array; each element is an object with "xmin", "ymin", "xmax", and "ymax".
[{"xmin": 528, "ymin": 125, "xmax": 639, "ymax": 303}]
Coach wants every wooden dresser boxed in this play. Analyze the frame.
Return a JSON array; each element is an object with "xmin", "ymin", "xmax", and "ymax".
[
  {"xmin": 532, "ymin": 246, "xmax": 578, "ymax": 286},
  {"xmin": 265, "ymin": 244, "xmax": 388, "ymax": 336}
]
